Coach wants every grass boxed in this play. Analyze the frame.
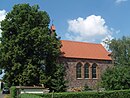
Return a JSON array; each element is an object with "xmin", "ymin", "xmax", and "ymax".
[{"xmin": 4, "ymin": 94, "xmax": 10, "ymax": 98}]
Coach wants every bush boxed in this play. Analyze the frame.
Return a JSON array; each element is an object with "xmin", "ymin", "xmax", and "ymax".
[
  {"xmin": 19, "ymin": 89, "xmax": 130, "ymax": 98},
  {"xmin": 10, "ymin": 86, "xmax": 17, "ymax": 98},
  {"xmin": 19, "ymin": 94, "xmax": 42, "ymax": 98},
  {"xmin": 101, "ymin": 66, "xmax": 130, "ymax": 90},
  {"xmin": 84, "ymin": 84, "xmax": 92, "ymax": 91}
]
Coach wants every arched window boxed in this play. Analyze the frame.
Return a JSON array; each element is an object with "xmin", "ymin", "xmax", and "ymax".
[
  {"xmin": 76, "ymin": 63, "xmax": 82, "ymax": 78},
  {"xmin": 92, "ymin": 63, "xmax": 97, "ymax": 78},
  {"xmin": 84, "ymin": 63, "xmax": 89, "ymax": 78}
]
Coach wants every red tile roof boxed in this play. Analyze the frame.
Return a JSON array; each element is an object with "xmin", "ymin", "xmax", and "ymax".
[{"xmin": 60, "ymin": 40, "xmax": 112, "ymax": 60}]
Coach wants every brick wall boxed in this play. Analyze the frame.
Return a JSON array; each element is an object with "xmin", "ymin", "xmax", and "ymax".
[{"xmin": 60, "ymin": 57, "xmax": 112, "ymax": 89}]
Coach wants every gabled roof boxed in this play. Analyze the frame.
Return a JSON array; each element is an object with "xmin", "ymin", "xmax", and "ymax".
[{"xmin": 60, "ymin": 40, "xmax": 112, "ymax": 60}]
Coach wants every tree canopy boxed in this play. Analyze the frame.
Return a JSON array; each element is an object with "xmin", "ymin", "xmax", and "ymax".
[
  {"xmin": 0, "ymin": 4, "xmax": 66, "ymax": 92},
  {"xmin": 109, "ymin": 36, "xmax": 130, "ymax": 66},
  {"xmin": 101, "ymin": 36, "xmax": 130, "ymax": 90},
  {"xmin": 101, "ymin": 66, "xmax": 130, "ymax": 90}
]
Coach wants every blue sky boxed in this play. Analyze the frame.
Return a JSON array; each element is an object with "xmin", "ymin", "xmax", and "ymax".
[{"xmin": 0, "ymin": 0, "xmax": 130, "ymax": 43}]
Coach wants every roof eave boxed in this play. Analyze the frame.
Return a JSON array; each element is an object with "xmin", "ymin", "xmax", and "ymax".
[{"xmin": 60, "ymin": 56, "xmax": 112, "ymax": 61}]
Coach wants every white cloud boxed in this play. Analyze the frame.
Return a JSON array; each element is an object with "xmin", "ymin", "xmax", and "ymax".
[
  {"xmin": 0, "ymin": 10, "xmax": 7, "ymax": 36},
  {"xmin": 66, "ymin": 15, "xmax": 115, "ymax": 43},
  {"xmin": 115, "ymin": 0, "xmax": 128, "ymax": 4},
  {"xmin": 0, "ymin": 10, "xmax": 6, "ymax": 21}
]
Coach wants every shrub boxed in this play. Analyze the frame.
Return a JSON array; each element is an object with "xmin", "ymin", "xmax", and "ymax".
[
  {"xmin": 84, "ymin": 84, "xmax": 92, "ymax": 91},
  {"xmin": 19, "ymin": 89, "xmax": 130, "ymax": 98},
  {"xmin": 101, "ymin": 66, "xmax": 130, "ymax": 90},
  {"xmin": 10, "ymin": 86, "xmax": 17, "ymax": 98},
  {"xmin": 19, "ymin": 94, "xmax": 42, "ymax": 98}
]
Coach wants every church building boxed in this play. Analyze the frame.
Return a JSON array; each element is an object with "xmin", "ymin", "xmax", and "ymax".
[
  {"xmin": 60, "ymin": 40, "xmax": 112, "ymax": 90},
  {"xmin": 50, "ymin": 24, "xmax": 112, "ymax": 90}
]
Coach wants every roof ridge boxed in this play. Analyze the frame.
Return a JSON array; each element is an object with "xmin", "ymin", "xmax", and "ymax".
[{"xmin": 61, "ymin": 40, "xmax": 101, "ymax": 45}]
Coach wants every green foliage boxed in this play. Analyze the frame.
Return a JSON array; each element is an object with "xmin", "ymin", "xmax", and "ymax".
[
  {"xmin": 19, "ymin": 94, "xmax": 42, "ymax": 98},
  {"xmin": 19, "ymin": 89, "xmax": 130, "ymax": 98},
  {"xmin": 48, "ymin": 64, "xmax": 67, "ymax": 92},
  {"xmin": 109, "ymin": 36, "xmax": 130, "ymax": 66},
  {"xmin": 10, "ymin": 86, "xmax": 17, "ymax": 98},
  {"xmin": 101, "ymin": 66, "xmax": 130, "ymax": 90},
  {"xmin": 0, "ymin": 69, "xmax": 2, "ymax": 74},
  {"xmin": 84, "ymin": 84, "xmax": 92, "ymax": 91},
  {"xmin": 101, "ymin": 36, "xmax": 130, "ymax": 90},
  {"xmin": 4, "ymin": 83, "xmax": 9, "ymax": 88},
  {"xmin": 0, "ymin": 3, "xmax": 66, "ymax": 92},
  {"xmin": 0, "ymin": 3, "xmax": 51, "ymax": 86}
]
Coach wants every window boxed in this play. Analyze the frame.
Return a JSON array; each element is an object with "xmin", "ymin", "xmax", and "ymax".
[
  {"xmin": 84, "ymin": 63, "xmax": 89, "ymax": 78},
  {"xmin": 92, "ymin": 63, "xmax": 97, "ymax": 78},
  {"xmin": 76, "ymin": 63, "xmax": 82, "ymax": 78}
]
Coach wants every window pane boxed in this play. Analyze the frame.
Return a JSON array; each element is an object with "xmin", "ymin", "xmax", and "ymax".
[
  {"xmin": 76, "ymin": 63, "xmax": 82, "ymax": 78},
  {"xmin": 92, "ymin": 68, "xmax": 96, "ymax": 73},
  {"xmin": 92, "ymin": 73, "xmax": 96, "ymax": 78},
  {"xmin": 92, "ymin": 64, "xmax": 97, "ymax": 78},
  {"xmin": 84, "ymin": 64, "xmax": 89, "ymax": 78}
]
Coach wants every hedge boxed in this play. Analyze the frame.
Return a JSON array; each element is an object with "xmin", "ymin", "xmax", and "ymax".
[
  {"xmin": 19, "ymin": 94, "xmax": 41, "ymax": 98},
  {"xmin": 19, "ymin": 89, "xmax": 130, "ymax": 98},
  {"xmin": 10, "ymin": 86, "xmax": 17, "ymax": 98}
]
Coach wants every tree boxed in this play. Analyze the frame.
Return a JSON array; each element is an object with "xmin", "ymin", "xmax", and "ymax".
[
  {"xmin": 0, "ymin": 69, "xmax": 2, "ymax": 75},
  {"xmin": 101, "ymin": 66, "xmax": 130, "ymax": 90},
  {"xmin": 49, "ymin": 64, "xmax": 67, "ymax": 92},
  {"xmin": 109, "ymin": 36, "xmax": 130, "ymax": 66},
  {"xmin": 101, "ymin": 36, "xmax": 130, "ymax": 90},
  {"xmin": 0, "ymin": 4, "xmax": 66, "ymax": 92}
]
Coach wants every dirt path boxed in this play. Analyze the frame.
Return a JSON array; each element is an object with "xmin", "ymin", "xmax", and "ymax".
[{"xmin": 0, "ymin": 93, "xmax": 4, "ymax": 98}]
